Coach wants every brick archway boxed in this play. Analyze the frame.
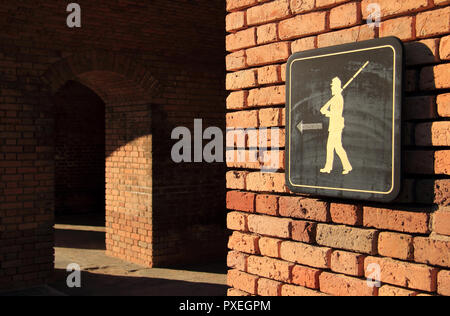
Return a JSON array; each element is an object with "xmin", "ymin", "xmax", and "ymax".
[{"xmin": 44, "ymin": 51, "xmax": 162, "ymax": 267}]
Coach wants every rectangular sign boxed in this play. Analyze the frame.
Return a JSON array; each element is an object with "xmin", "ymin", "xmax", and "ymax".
[{"xmin": 285, "ymin": 37, "xmax": 403, "ymax": 202}]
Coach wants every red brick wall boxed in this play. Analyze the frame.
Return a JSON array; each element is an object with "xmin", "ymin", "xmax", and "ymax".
[
  {"xmin": 0, "ymin": 1, "xmax": 226, "ymax": 290},
  {"xmin": 225, "ymin": 0, "xmax": 450, "ymax": 296}
]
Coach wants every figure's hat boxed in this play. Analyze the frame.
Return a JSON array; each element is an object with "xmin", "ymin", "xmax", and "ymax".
[{"xmin": 331, "ymin": 77, "xmax": 342, "ymax": 87}]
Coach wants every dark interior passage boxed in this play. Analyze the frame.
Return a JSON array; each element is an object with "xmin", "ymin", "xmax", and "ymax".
[{"xmin": 54, "ymin": 81, "xmax": 106, "ymax": 217}]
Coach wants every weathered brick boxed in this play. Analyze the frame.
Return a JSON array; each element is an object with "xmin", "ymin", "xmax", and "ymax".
[
  {"xmin": 246, "ymin": 0, "xmax": 291, "ymax": 26},
  {"xmin": 330, "ymin": 203, "xmax": 362, "ymax": 226},
  {"xmin": 281, "ymin": 284, "xmax": 327, "ymax": 296},
  {"xmin": 414, "ymin": 237, "xmax": 450, "ymax": 267},
  {"xmin": 228, "ymin": 231, "xmax": 260, "ymax": 254},
  {"xmin": 316, "ymin": 0, "xmax": 350, "ymax": 9},
  {"xmin": 246, "ymin": 42, "xmax": 290, "ymax": 66},
  {"xmin": 226, "ymin": 171, "xmax": 248, "ymax": 190},
  {"xmin": 380, "ymin": 16, "xmax": 414, "ymax": 41},
  {"xmin": 280, "ymin": 241, "xmax": 332, "ymax": 269},
  {"xmin": 290, "ymin": 0, "xmax": 315, "ymax": 14},
  {"xmin": 330, "ymin": 2, "xmax": 360, "ymax": 29},
  {"xmin": 316, "ymin": 224, "xmax": 378, "ymax": 255},
  {"xmin": 227, "ymin": 0, "xmax": 258, "ymax": 12},
  {"xmin": 227, "ymin": 90, "xmax": 248, "ymax": 110},
  {"xmin": 279, "ymin": 11, "xmax": 327, "ymax": 40},
  {"xmin": 248, "ymin": 214, "xmax": 291, "ymax": 238},
  {"xmin": 258, "ymin": 237, "xmax": 282, "ymax": 258},
  {"xmin": 420, "ymin": 64, "xmax": 450, "ymax": 90},
  {"xmin": 255, "ymin": 194, "xmax": 279, "ymax": 216},
  {"xmin": 365, "ymin": 257, "xmax": 438, "ymax": 292},
  {"xmin": 247, "ymin": 255, "xmax": 293, "ymax": 282},
  {"xmin": 433, "ymin": 207, "xmax": 450, "ymax": 236},
  {"xmin": 227, "ymin": 110, "xmax": 259, "ymax": 129},
  {"xmin": 226, "ymin": 51, "xmax": 247, "ymax": 72},
  {"xmin": 437, "ymin": 93, "xmax": 450, "ymax": 117},
  {"xmin": 291, "ymin": 220, "xmax": 316, "ymax": 243},
  {"xmin": 226, "ymin": 69, "xmax": 257, "ymax": 90},
  {"xmin": 279, "ymin": 196, "xmax": 329, "ymax": 222},
  {"xmin": 440, "ymin": 35, "xmax": 450, "ymax": 60},
  {"xmin": 226, "ymin": 28, "xmax": 257, "ymax": 52},
  {"xmin": 248, "ymin": 86, "xmax": 285, "ymax": 107},
  {"xmin": 227, "ymin": 288, "xmax": 251, "ymax": 296},
  {"xmin": 227, "ymin": 250, "xmax": 249, "ymax": 271},
  {"xmin": 256, "ymin": 23, "xmax": 278, "ymax": 45},
  {"xmin": 378, "ymin": 232, "xmax": 414, "ymax": 261},
  {"xmin": 291, "ymin": 36, "xmax": 316, "ymax": 53},
  {"xmin": 227, "ymin": 269, "xmax": 258, "ymax": 294},
  {"xmin": 405, "ymin": 39, "xmax": 440, "ymax": 66},
  {"xmin": 291, "ymin": 265, "xmax": 322, "ymax": 289},
  {"xmin": 227, "ymin": 191, "xmax": 256, "ymax": 212},
  {"xmin": 319, "ymin": 272, "xmax": 378, "ymax": 296},
  {"xmin": 257, "ymin": 277, "xmax": 282, "ymax": 296},
  {"xmin": 416, "ymin": 7, "xmax": 450, "ymax": 38},
  {"xmin": 226, "ymin": 11, "xmax": 246, "ymax": 32},
  {"xmin": 378, "ymin": 285, "xmax": 419, "ymax": 297},
  {"xmin": 317, "ymin": 25, "xmax": 375, "ymax": 48},
  {"xmin": 227, "ymin": 212, "xmax": 249, "ymax": 231},
  {"xmin": 246, "ymin": 172, "xmax": 287, "ymax": 193},
  {"xmin": 415, "ymin": 122, "xmax": 450, "ymax": 146},
  {"xmin": 257, "ymin": 65, "xmax": 280, "ymax": 85},
  {"xmin": 438, "ymin": 270, "xmax": 450, "ymax": 296},
  {"xmin": 331, "ymin": 250, "xmax": 365, "ymax": 277},
  {"xmin": 362, "ymin": 0, "xmax": 429, "ymax": 19},
  {"xmin": 363, "ymin": 207, "xmax": 430, "ymax": 234}
]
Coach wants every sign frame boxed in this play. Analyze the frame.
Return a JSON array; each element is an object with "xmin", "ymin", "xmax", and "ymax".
[{"xmin": 285, "ymin": 37, "xmax": 403, "ymax": 202}]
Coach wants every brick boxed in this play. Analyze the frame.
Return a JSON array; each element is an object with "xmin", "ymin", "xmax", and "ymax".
[
  {"xmin": 405, "ymin": 39, "xmax": 440, "ymax": 66},
  {"xmin": 226, "ymin": 11, "xmax": 246, "ymax": 32},
  {"xmin": 227, "ymin": 269, "xmax": 258, "ymax": 294},
  {"xmin": 317, "ymin": 0, "xmax": 350, "ymax": 8},
  {"xmin": 279, "ymin": 196, "xmax": 329, "ymax": 222},
  {"xmin": 257, "ymin": 278, "xmax": 282, "ymax": 296},
  {"xmin": 330, "ymin": 203, "xmax": 362, "ymax": 226},
  {"xmin": 247, "ymin": 255, "xmax": 293, "ymax": 282},
  {"xmin": 291, "ymin": 36, "xmax": 316, "ymax": 53},
  {"xmin": 226, "ymin": 69, "xmax": 257, "ymax": 90},
  {"xmin": 435, "ymin": 179, "xmax": 450, "ymax": 205},
  {"xmin": 227, "ymin": 0, "xmax": 258, "ymax": 12},
  {"xmin": 330, "ymin": 2, "xmax": 360, "ymax": 29},
  {"xmin": 227, "ymin": 191, "xmax": 256, "ymax": 212},
  {"xmin": 248, "ymin": 86, "xmax": 285, "ymax": 107},
  {"xmin": 318, "ymin": 25, "xmax": 375, "ymax": 48},
  {"xmin": 259, "ymin": 237, "xmax": 282, "ymax": 258},
  {"xmin": 226, "ymin": 51, "xmax": 247, "ymax": 72},
  {"xmin": 415, "ymin": 122, "xmax": 450, "ymax": 146},
  {"xmin": 291, "ymin": 265, "xmax": 322, "ymax": 289},
  {"xmin": 227, "ymin": 90, "xmax": 248, "ymax": 110},
  {"xmin": 255, "ymin": 194, "xmax": 279, "ymax": 216},
  {"xmin": 378, "ymin": 232, "xmax": 414, "ymax": 260},
  {"xmin": 365, "ymin": 257, "xmax": 438, "ymax": 292},
  {"xmin": 281, "ymin": 284, "xmax": 327, "ymax": 296},
  {"xmin": 378, "ymin": 285, "xmax": 419, "ymax": 297},
  {"xmin": 227, "ymin": 288, "xmax": 251, "ymax": 296},
  {"xmin": 421, "ymin": 64, "xmax": 450, "ymax": 90},
  {"xmin": 440, "ymin": 35, "xmax": 450, "ymax": 60},
  {"xmin": 257, "ymin": 65, "xmax": 280, "ymax": 85},
  {"xmin": 259, "ymin": 108, "xmax": 283, "ymax": 127},
  {"xmin": 414, "ymin": 237, "xmax": 450, "ymax": 267},
  {"xmin": 226, "ymin": 171, "xmax": 248, "ymax": 190},
  {"xmin": 435, "ymin": 150, "xmax": 450, "ymax": 175},
  {"xmin": 246, "ymin": 0, "xmax": 291, "ymax": 26},
  {"xmin": 227, "ymin": 110, "xmax": 259, "ymax": 129},
  {"xmin": 228, "ymin": 231, "xmax": 260, "ymax": 254},
  {"xmin": 416, "ymin": 7, "xmax": 450, "ymax": 38},
  {"xmin": 246, "ymin": 42, "xmax": 290, "ymax": 66},
  {"xmin": 433, "ymin": 207, "xmax": 450, "ymax": 236},
  {"xmin": 257, "ymin": 24, "xmax": 278, "ymax": 44},
  {"xmin": 331, "ymin": 251, "xmax": 365, "ymax": 277},
  {"xmin": 227, "ymin": 250, "xmax": 249, "ymax": 271},
  {"xmin": 246, "ymin": 172, "xmax": 287, "ymax": 193},
  {"xmin": 437, "ymin": 93, "xmax": 450, "ymax": 117},
  {"xmin": 226, "ymin": 27, "xmax": 257, "ymax": 52},
  {"xmin": 361, "ymin": 0, "xmax": 429, "ymax": 19},
  {"xmin": 227, "ymin": 212, "xmax": 248, "ymax": 231},
  {"xmin": 316, "ymin": 224, "xmax": 378, "ymax": 255},
  {"xmin": 319, "ymin": 272, "xmax": 378, "ymax": 296},
  {"xmin": 248, "ymin": 214, "xmax": 291, "ymax": 238},
  {"xmin": 438, "ymin": 270, "xmax": 450, "ymax": 296},
  {"xmin": 380, "ymin": 16, "xmax": 414, "ymax": 41},
  {"xmin": 291, "ymin": 220, "xmax": 316, "ymax": 243},
  {"xmin": 280, "ymin": 241, "xmax": 332, "ymax": 269},
  {"xmin": 290, "ymin": 0, "xmax": 315, "ymax": 13},
  {"xmin": 279, "ymin": 12, "xmax": 327, "ymax": 40},
  {"xmin": 363, "ymin": 207, "xmax": 430, "ymax": 234}
]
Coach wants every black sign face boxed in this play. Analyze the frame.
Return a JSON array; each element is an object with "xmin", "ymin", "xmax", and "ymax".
[{"xmin": 285, "ymin": 37, "xmax": 403, "ymax": 202}]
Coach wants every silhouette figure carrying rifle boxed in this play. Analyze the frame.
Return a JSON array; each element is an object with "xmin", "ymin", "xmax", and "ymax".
[{"xmin": 319, "ymin": 61, "xmax": 369, "ymax": 175}]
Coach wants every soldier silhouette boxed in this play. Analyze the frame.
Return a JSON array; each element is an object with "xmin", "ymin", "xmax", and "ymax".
[{"xmin": 320, "ymin": 77, "xmax": 353, "ymax": 175}]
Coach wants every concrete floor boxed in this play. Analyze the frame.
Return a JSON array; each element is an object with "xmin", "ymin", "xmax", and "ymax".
[{"xmin": 46, "ymin": 214, "xmax": 228, "ymax": 296}]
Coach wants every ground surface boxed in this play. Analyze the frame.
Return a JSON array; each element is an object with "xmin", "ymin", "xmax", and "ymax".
[{"xmin": 2, "ymin": 214, "xmax": 228, "ymax": 296}]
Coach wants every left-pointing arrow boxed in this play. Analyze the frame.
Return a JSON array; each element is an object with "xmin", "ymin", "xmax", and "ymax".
[{"xmin": 297, "ymin": 121, "xmax": 323, "ymax": 134}]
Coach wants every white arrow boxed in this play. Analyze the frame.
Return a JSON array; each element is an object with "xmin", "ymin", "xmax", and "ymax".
[{"xmin": 297, "ymin": 121, "xmax": 323, "ymax": 134}]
